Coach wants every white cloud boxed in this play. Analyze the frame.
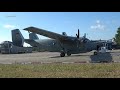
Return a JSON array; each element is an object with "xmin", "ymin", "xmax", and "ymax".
[
  {"xmin": 96, "ymin": 20, "xmax": 100, "ymax": 24},
  {"xmin": 3, "ymin": 24, "xmax": 16, "ymax": 29},
  {"xmin": 90, "ymin": 20, "xmax": 106, "ymax": 30}
]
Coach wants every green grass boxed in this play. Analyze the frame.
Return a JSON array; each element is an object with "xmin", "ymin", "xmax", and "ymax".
[{"xmin": 0, "ymin": 63, "xmax": 120, "ymax": 78}]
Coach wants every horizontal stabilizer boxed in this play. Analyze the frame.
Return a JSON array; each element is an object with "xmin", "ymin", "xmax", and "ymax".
[{"xmin": 25, "ymin": 39, "xmax": 41, "ymax": 47}]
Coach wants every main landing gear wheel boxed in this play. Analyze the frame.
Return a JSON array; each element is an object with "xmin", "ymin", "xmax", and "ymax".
[
  {"xmin": 60, "ymin": 52, "xmax": 65, "ymax": 57},
  {"xmin": 67, "ymin": 52, "xmax": 71, "ymax": 56}
]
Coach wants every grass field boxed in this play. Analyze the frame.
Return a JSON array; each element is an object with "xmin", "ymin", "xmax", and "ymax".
[{"xmin": 0, "ymin": 63, "xmax": 120, "ymax": 78}]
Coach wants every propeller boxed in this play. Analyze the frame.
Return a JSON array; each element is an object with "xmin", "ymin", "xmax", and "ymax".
[
  {"xmin": 76, "ymin": 29, "xmax": 80, "ymax": 38},
  {"xmin": 75, "ymin": 29, "xmax": 88, "ymax": 44},
  {"xmin": 75, "ymin": 29, "xmax": 82, "ymax": 45}
]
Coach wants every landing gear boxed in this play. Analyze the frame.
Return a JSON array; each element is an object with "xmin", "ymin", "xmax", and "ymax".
[
  {"xmin": 67, "ymin": 51, "xmax": 71, "ymax": 56},
  {"xmin": 60, "ymin": 49, "xmax": 71, "ymax": 57},
  {"xmin": 60, "ymin": 52, "xmax": 65, "ymax": 57}
]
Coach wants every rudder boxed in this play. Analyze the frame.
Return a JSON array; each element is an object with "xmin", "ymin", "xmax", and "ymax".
[{"xmin": 12, "ymin": 29, "xmax": 24, "ymax": 47}]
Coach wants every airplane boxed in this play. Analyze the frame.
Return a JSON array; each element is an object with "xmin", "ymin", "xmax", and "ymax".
[{"xmin": 23, "ymin": 26, "xmax": 113, "ymax": 57}]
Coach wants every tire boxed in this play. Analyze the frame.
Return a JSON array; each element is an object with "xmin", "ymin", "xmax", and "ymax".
[
  {"xmin": 60, "ymin": 52, "xmax": 65, "ymax": 57},
  {"xmin": 67, "ymin": 51, "xmax": 71, "ymax": 56}
]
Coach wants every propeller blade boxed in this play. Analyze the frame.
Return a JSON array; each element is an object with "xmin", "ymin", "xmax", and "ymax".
[{"xmin": 78, "ymin": 29, "xmax": 79, "ymax": 38}]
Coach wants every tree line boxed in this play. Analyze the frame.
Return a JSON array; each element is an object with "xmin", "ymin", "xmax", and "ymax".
[{"xmin": 114, "ymin": 27, "xmax": 120, "ymax": 45}]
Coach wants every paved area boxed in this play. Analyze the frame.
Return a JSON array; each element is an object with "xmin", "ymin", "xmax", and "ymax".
[{"xmin": 0, "ymin": 50, "xmax": 120, "ymax": 64}]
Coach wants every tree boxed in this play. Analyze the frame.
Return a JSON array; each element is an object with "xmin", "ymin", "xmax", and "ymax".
[{"xmin": 114, "ymin": 27, "xmax": 120, "ymax": 45}]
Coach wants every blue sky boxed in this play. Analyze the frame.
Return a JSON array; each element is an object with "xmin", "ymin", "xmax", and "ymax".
[{"xmin": 0, "ymin": 12, "xmax": 119, "ymax": 46}]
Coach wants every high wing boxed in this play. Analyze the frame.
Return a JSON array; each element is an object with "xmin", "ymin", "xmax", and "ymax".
[{"xmin": 23, "ymin": 26, "xmax": 76, "ymax": 41}]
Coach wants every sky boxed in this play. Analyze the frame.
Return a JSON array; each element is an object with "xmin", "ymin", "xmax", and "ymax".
[{"xmin": 0, "ymin": 12, "xmax": 119, "ymax": 46}]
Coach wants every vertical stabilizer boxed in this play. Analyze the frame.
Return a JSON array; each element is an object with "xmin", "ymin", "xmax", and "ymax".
[{"xmin": 12, "ymin": 29, "xmax": 24, "ymax": 47}]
